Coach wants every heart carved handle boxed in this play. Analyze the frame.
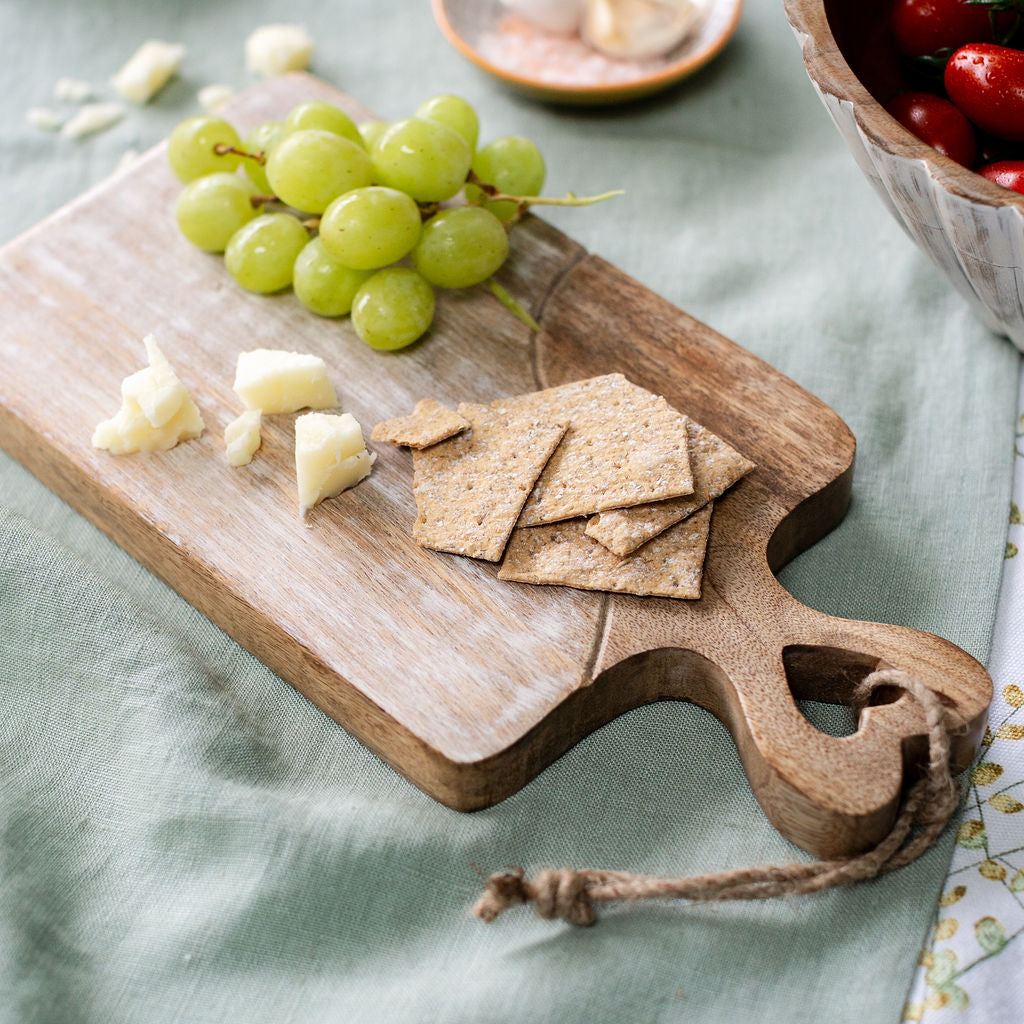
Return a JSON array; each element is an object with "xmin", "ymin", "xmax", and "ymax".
[{"xmin": 592, "ymin": 527, "xmax": 990, "ymax": 859}]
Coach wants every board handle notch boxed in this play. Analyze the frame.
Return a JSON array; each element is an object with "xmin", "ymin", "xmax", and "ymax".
[{"xmin": 593, "ymin": 574, "xmax": 990, "ymax": 859}]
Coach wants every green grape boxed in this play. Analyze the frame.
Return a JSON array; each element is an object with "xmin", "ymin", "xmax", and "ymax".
[
  {"xmin": 319, "ymin": 187, "xmax": 422, "ymax": 270},
  {"xmin": 350, "ymin": 268, "xmax": 434, "ymax": 351},
  {"xmin": 412, "ymin": 206, "xmax": 509, "ymax": 289},
  {"xmin": 167, "ymin": 116, "xmax": 243, "ymax": 182},
  {"xmin": 266, "ymin": 129, "xmax": 373, "ymax": 213},
  {"xmin": 371, "ymin": 117, "xmax": 471, "ymax": 203},
  {"xmin": 175, "ymin": 173, "xmax": 259, "ymax": 253},
  {"xmin": 242, "ymin": 119, "xmax": 285, "ymax": 194},
  {"xmin": 466, "ymin": 136, "xmax": 546, "ymax": 221},
  {"xmin": 283, "ymin": 101, "xmax": 363, "ymax": 148},
  {"xmin": 293, "ymin": 237, "xmax": 372, "ymax": 317},
  {"xmin": 224, "ymin": 213, "xmax": 309, "ymax": 293},
  {"xmin": 415, "ymin": 94, "xmax": 479, "ymax": 151},
  {"xmin": 358, "ymin": 120, "xmax": 387, "ymax": 150}
]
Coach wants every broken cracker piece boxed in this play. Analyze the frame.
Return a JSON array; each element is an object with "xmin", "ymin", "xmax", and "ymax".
[
  {"xmin": 412, "ymin": 403, "xmax": 567, "ymax": 562},
  {"xmin": 502, "ymin": 374, "xmax": 694, "ymax": 527},
  {"xmin": 500, "ymin": 503, "xmax": 713, "ymax": 600},
  {"xmin": 371, "ymin": 399, "xmax": 470, "ymax": 449},
  {"xmin": 586, "ymin": 420, "xmax": 754, "ymax": 556}
]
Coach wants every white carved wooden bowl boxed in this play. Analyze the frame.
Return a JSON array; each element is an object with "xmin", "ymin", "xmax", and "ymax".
[{"xmin": 784, "ymin": 0, "xmax": 1024, "ymax": 351}]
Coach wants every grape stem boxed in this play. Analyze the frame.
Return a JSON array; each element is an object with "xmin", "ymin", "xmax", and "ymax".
[
  {"xmin": 499, "ymin": 189, "xmax": 624, "ymax": 208},
  {"xmin": 485, "ymin": 278, "xmax": 541, "ymax": 333},
  {"xmin": 466, "ymin": 170, "xmax": 623, "ymax": 224},
  {"xmin": 249, "ymin": 194, "xmax": 277, "ymax": 207},
  {"xmin": 213, "ymin": 144, "xmax": 267, "ymax": 165}
]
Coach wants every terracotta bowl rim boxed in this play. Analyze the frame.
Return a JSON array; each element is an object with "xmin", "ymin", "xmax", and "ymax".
[
  {"xmin": 431, "ymin": 0, "xmax": 745, "ymax": 105},
  {"xmin": 782, "ymin": 0, "xmax": 1024, "ymax": 213}
]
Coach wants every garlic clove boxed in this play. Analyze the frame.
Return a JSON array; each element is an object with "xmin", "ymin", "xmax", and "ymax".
[
  {"xmin": 581, "ymin": 0, "xmax": 704, "ymax": 60},
  {"xmin": 501, "ymin": 0, "xmax": 586, "ymax": 36}
]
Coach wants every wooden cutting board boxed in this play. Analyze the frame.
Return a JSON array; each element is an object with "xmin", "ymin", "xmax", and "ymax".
[{"xmin": 0, "ymin": 74, "xmax": 992, "ymax": 859}]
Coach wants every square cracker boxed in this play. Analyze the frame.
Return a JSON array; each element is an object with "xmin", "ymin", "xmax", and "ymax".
[
  {"xmin": 412, "ymin": 402, "xmax": 567, "ymax": 562},
  {"xmin": 499, "ymin": 503, "xmax": 713, "ymax": 600},
  {"xmin": 371, "ymin": 399, "xmax": 470, "ymax": 449},
  {"xmin": 585, "ymin": 420, "xmax": 754, "ymax": 556},
  {"xmin": 501, "ymin": 374, "xmax": 693, "ymax": 527}
]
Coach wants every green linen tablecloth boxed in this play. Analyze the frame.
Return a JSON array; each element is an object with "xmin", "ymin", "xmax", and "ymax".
[{"xmin": 1, "ymin": 1, "xmax": 1019, "ymax": 1021}]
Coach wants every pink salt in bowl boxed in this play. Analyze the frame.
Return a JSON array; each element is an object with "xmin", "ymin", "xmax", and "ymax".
[{"xmin": 432, "ymin": 0, "xmax": 744, "ymax": 105}]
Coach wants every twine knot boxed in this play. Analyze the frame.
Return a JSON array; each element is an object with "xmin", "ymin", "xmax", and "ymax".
[
  {"xmin": 532, "ymin": 868, "xmax": 596, "ymax": 926},
  {"xmin": 472, "ymin": 669, "xmax": 963, "ymax": 927},
  {"xmin": 472, "ymin": 867, "xmax": 596, "ymax": 926}
]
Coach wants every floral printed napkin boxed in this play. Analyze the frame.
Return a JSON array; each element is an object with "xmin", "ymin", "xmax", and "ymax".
[{"xmin": 905, "ymin": 368, "xmax": 1024, "ymax": 1021}]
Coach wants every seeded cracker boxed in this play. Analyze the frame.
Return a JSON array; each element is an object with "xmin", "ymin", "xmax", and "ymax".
[
  {"xmin": 586, "ymin": 420, "xmax": 755, "ymax": 556},
  {"xmin": 371, "ymin": 399, "xmax": 470, "ymax": 449},
  {"xmin": 412, "ymin": 403, "xmax": 567, "ymax": 562},
  {"xmin": 507, "ymin": 374, "xmax": 694, "ymax": 527},
  {"xmin": 499, "ymin": 504, "xmax": 714, "ymax": 599}
]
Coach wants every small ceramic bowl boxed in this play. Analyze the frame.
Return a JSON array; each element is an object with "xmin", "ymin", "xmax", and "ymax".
[
  {"xmin": 432, "ymin": 0, "xmax": 744, "ymax": 105},
  {"xmin": 784, "ymin": 0, "xmax": 1024, "ymax": 351}
]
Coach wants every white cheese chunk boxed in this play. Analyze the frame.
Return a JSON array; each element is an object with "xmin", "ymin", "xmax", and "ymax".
[
  {"xmin": 111, "ymin": 40, "xmax": 185, "ymax": 104},
  {"xmin": 225, "ymin": 409, "xmax": 262, "ymax": 467},
  {"xmin": 295, "ymin": 412, "xmax": 374, "ymax": 513},
  {"xmin": 92, "ymin": 336, "xmax": 204, "ymax": 454},
  {"xmin": 61, "ymin": 102, "xmax": 124, "ymax": 138},
  {"xmin": 115, "ymin": 148, "xmax": 140, "ymax": 173},
  {"xmin": 54, "ymin": 77, "xmax": 94, "ymax": 103},
  {"xmin": 26, "ymin": 107, "xmax": 64, "ymax": 131},
  {"xmin": 233, "ymin": 349, "xmax": 337, "ymax": 414},
  {"xmin": 197, "ymin": 83, "xmax": 235, "ymax": 112},
  {"xmin": 245, "ymin": 24, "xmax": 314, "ymax": 77},
  {"xmin": 122, "ymin": 339, "xmax": 188, "ymax": 427}
]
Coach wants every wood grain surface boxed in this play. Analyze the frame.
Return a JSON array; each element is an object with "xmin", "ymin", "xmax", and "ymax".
[{"xmin": 0, "ymin": 74, "xmax": 992, "ymax": 858}]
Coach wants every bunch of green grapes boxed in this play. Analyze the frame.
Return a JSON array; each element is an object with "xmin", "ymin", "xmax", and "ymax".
[{"xmin": 167, "ymin": 95, "xmax": 550, "ymax": 351}]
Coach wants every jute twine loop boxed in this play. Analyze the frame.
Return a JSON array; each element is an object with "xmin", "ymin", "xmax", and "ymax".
[{"xmin": 473, "ymin": 669, "xmax": 960, "ymax": 926}]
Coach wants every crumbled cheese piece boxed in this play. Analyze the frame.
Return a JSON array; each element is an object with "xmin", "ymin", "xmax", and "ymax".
[
  {"xmin": 26, "ymin": 107, "xmax": 64, "ymax": 131},
  {"xmin": 233, "ymin": 349, "xmax": 337, "ymax": 414},
  {"xmin": 197, "ymin": 83, "xmax": 235, "ymax": 112},
  {"xmin": 115, "ymin": 148, "xmax": 140, "ymax": 173},
  {"xmin": 60, "ymin": 102, "xmax": 124, "ymax": 138},
  {"xmin": 92, "ymin": 335, "xmax": 204, "ymax": 454},
  {"xmin": 54, "ymin": 77, "xmax": 94, "ymax": 103},
  {"xmin": 295, "ymin": 412, "xmax": 374, "ymax": 512},
  {"xmin": 111, "ymin": 40, "xmax": 185, "ymax": 104},
  {"xmin": 245, "ymin": 24, "xmax": 314, "ymax": 77},
  {"xmin": 225, "ymin": 409, "xmax": 262, "ymax": 467}
]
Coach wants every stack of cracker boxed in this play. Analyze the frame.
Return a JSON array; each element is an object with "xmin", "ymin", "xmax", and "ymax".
[{"xmin": 371, "ymin": 374, "xmax": 754, "ymax": 600}]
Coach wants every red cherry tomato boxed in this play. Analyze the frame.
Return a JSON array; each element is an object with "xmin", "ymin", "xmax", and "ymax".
[
  {"xmin": 885, "ymin": 90, "xmax": 977, "ymax": 165},
  {"xmin": 978, "ymin": 160, "xmax": 1024, "ymax": 194},
  {"xmin": 945, "ymin": 44, "xmax": 1024, "ymax": 141},
  {"xmin": 891, "ymin": 0, "xmax": 1012, "ymax": 59}
]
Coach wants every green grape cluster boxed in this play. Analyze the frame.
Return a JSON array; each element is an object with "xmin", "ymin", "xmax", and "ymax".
[{"xmin": 167, "ymin": 96, "xmax": 548, "ymax": 352}]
